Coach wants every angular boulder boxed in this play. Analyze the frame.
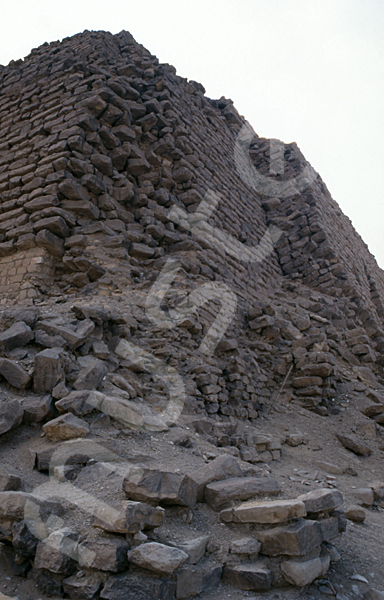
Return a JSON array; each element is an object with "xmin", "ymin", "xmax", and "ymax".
[{"xmin": 229, "ymin": 498, "xmax": 306, "ymax": 524}]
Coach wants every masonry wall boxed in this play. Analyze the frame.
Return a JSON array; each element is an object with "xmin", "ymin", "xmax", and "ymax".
[{"xmin": 0, "ymin": 29, "xmax": 383, "ymax": 337}]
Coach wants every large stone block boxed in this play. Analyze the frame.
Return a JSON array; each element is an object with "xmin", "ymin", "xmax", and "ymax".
[
  {"xmin": 298, "ymin": 488, "xmax": 343, "ymax": 514},
  {"xmin": 257, "ymin": 519, "xmax": 322, "ymax": 556},
  {"xmin": 204, "ymin": 477, "xmax": 281, "ymax": 511},
  {"xmin": 230, "ymin": 498, "xmax": 306, "ymax": 524},
  {"xmin": 128, "ymin": 542, "xmax": 188, "ymax": 575},
  {"xmin": 91, "ymin": 500, "xmax": 164, "ymax": 534},
  {"xmin": 123, "ymin": 468, "xmax": 198, "ymax": 509}
]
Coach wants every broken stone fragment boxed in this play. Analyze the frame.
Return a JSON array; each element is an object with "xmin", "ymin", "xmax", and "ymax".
[
  {"xmin": 12, "ymin": 520, "xmax": 39, "ymax": 560},
  {"xmin": 43, "ymin": 413, "xmax": 90, "ymax": 441},
  {"xmin": 336, "ymin": 433, "xmax": 373, "ymax": 456},
  {"xmin": 127, "ymin": 541, "xmax": 188, "ymax": 575},
  {"xmin": 37, "ymin": 318, "xmax": 95, "ymax": 349},
  {"xmin": 354, "ymin": 487, "xmax": 374, "ymax": 507},
  {"xmin": 177, "ymin": 536, "xmax": 209, "ymax": 564},
  {"xmin": 0, "ymin": 399, "xmax": 24, "ymax": 435},
  {"xmin": 36, "ymin": 228, "xmax": 65, "ymax": 258},
  {"xmin": 34, "ymin": 528, "xmax": 78, "ymax": 575},
  {"xmin": 63, "ymin": 573, "xmax": 102, "ymax": 600},
  {"xmin": 222, "ymin": 563, "xmax": 272, "ymax": 591},
  {"xmin": 281, "ymin": 556, "xmax": 330, "ymax": 586},
  {"xmin": 297, "ymin": 488, "xmax": 343, "ymax": 514},
  {"xmin": 56, "ymin": 391, "xmax": 145, "ymax": 429},
  {"xmin": 33, "ymin": 348, "xmax": 64, "ymax": 394},
  {"xmin": 92, "ymin": 340, "xmax": 110, "ymax": 359},
  {"xmin": 204, "ymin": 476, "xmax": 281, "ymax": 511},
  {"xmin": 230, "ymin": 498, "xmax": 307, "ymax": 524},
  {"xmin": 99, "ymin": 574, "xmax": 176, "ymax": 600},
  {"xmin": 78, "ymin": 538, "xmax": 129, "ymax": 572},
  {"xmin": 22, "ymin": 395, "xmax": 56, "ymax": 423},
  {"xmin": 0, "ymin": 471, "xmax": 22, "ymax": 492},
  {"xmin": 0, "ymin": 321, "xmax": 34, "ymax": 353},
  {"xmin": 90, "ymin": 500, "xmax": 165, "ymax": 534},
  {"xmin": 122, "ymin": 467, "xmax": 198, "ymax": 508},
  {"xmin": 0, "ymin": 359, "xmax": 31, "ymax": 389},
  {"xmin": 73, "ymin": 358, "xmax": 108, "ymax": 390}
]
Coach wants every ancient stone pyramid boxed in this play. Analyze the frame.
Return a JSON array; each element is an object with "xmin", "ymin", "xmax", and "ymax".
[{"xmin": 0, "ymin": 29, "xmax": 384, "ymax": 598}]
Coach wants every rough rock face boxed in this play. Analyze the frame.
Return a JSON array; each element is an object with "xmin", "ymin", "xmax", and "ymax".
[{"xmin": 0, "ymin": 28, "xmax": 384, "ymax": 600}]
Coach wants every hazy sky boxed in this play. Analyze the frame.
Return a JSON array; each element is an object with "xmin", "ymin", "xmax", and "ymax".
[{"xmin": 1, "ymin": 0, "xmax": 384, "ymax": 265}]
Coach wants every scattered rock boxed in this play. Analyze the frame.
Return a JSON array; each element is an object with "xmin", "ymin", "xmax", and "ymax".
[{"xmin": 336, "ymin": 433, "xmax": 373, "ymax": 456}]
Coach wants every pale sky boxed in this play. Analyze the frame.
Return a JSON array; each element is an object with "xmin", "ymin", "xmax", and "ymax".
[{"xmin": 1, "ymin": 0, "xmax": 384, "ymax": 266}]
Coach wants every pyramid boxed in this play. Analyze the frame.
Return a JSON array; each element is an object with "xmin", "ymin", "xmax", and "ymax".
[{"xmin": 0, "ymin": 30, "xmax": 383, "ymax": 597}]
